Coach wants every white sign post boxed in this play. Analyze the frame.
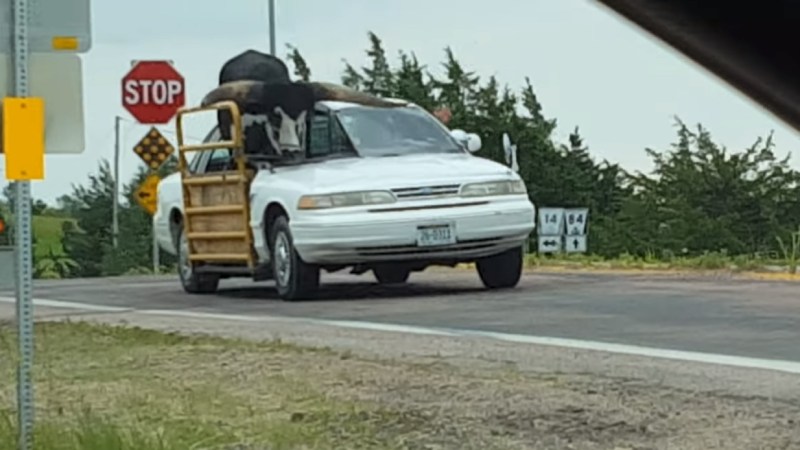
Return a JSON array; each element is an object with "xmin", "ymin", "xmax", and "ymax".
[
  {"xmin": 2, "ymin": 1, "xmax": 92, "ymax": 448},
  {"xmin": 536, "ymin": 207, "xmax": 590, "ymax": 254}
]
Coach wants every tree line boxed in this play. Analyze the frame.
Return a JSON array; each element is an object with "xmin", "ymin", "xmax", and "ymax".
[
  {"xmin": 1, "ymin": 31, "xmax": 798, "ymax": 278},
  {"xmin": 288, "ymin": 32, "xmax": 800, "ymax": 260}
]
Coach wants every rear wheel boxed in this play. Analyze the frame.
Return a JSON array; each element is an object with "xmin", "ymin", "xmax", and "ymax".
[
  {"xmin": 476, "ymin": 245, "xmax": 523, "ymax": 289},
  {"xmin": 176, "ymin": 225, "xmax": 219, "ymax": 294},
  {"xmin": 269, "ymin": 215, "xmax": 320, "ymax": 301},
  {"xmin": 373, "ymin": 265, "xmax": 411, "ymax": 284}
]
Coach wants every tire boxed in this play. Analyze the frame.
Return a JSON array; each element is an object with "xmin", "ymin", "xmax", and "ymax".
[
  {"xmin": 373, "ymin": 265, "xmax": 411, "ymax": 284},
  {"xmin": 269, "ymin": 215, "xmax": 320, "ymax": 301},
  {"xmin": 176, "ymin": 225, "xmax": 219, "ymax": 294},
  {"xmin": 476, "ymin": 245, "xmax": 523, "ymax": 289}
]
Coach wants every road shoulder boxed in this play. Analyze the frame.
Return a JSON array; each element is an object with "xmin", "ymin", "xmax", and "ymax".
[{"xmin": 2, "ymin": 303, "xmax": 799, "ymax": 449}]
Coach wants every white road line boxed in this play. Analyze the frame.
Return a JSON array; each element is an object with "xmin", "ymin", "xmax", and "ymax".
[
  {"xmin": 0, "ymin": 296, "xmax": 133, "ymax": 313},
  {"xmin": 138, "ymin": 309, "xmax": 265, "ymax": 322},
  {"xmin": 460, "ymin": 330, "xmax": 800, "ymax": 374},
  {"xmin": 310, "ymin": 319, "xmax": 457, "ymax": 336},
  {"xmin": 2, "ymin": 296, "xmax": 800, "ymax": 375},
  {"xmin": 137, "ymin": 309, "xmax": 457, "ymax": 336}
]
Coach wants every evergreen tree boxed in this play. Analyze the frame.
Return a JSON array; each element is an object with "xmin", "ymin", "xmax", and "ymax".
[
  {"xmin": 340, "ymin": 62, "xmax": 365, "ymax": 90},
  {"xmin": 60, "ymin": 159, "xmax": 115, "ymax": 277},
  {"xmin": 360, "ymin": 31, "xmax": 395, "ymax": 98},
  {"xmin": 285, "ymin": 44, "xmax": 311, "ymax": 81},
  {"xmin": 394, "ymin": 50, "xmax": 435, "ymax": 110},
  {"xmin": 430, "ymin": 47, "xmax": 480, "ymax": 129}
]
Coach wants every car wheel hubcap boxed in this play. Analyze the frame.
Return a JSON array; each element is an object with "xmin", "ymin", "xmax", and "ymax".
[
  {"xmin": 179, "ymin": 232, "xmax": 193, "ymax": 282},
  {"xmin": 274, "ymin": 232, "xmax": 292, "ymax": 287}
]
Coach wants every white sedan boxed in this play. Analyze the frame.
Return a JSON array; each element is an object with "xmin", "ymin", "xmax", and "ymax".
[{"xmin": 154, "ymin": 100, "xmax": 536, "ymax": 300}]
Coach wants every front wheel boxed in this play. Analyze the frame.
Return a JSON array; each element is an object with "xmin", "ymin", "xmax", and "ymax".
[
  {"xmin": 476, "ymin": 245, "xmax": 523, "ymax": 289},
  {"xmin": 269, "ymin": 215, "xmax": 320, "ymax": 301},
  {"xmin": 176, "ymin": 225, "xmax": 219, "ymax": 294}
]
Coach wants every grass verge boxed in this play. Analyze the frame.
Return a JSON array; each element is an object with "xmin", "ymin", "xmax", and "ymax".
[
  {"xmin": 0, "ymin": 321, "xmax": 413, "ymax": 450},
  {"xmin": 1, "ymin": 319, "xmax": 798, "ymax": 449},
  {"xmin": 32, "ymin": 215, "xmax": 72, "ymax": 258},
  {"xmin": 521, "ymin": 251, "xmax": 800, "ymax": 276},
  {"xmin": 526, "ymin": 251, "xmax": 775, "ymax": 270}
]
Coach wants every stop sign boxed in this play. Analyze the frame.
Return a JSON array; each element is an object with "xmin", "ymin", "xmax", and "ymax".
[{"xmin": 122, "ymin": 60, "xmax": 186, "ymax": 124}]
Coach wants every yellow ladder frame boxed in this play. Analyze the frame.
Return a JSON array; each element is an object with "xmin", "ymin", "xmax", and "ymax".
[{"xmin": 174, "ymin": 100, "xmax": 257, "ymax": 269}]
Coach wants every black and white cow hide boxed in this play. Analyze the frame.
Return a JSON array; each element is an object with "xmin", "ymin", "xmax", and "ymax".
[{"xmin": 215, "ymin": 49, "xmax": 312, "ymax": 158}]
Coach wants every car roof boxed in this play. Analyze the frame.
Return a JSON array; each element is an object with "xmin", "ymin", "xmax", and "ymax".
[{"xmin": 318, "ymin": 98, "xmax": 415, "ymax": 111}]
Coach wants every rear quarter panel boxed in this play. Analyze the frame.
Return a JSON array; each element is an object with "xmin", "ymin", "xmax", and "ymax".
[{"xmin": 153, "ymin": 172, "xmax": 183, "ymax": 255}]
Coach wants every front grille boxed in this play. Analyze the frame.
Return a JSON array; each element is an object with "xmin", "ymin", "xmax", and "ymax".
[
  {"xmin": 368, "ymin": 201, "xmax": 488, "ymax": 213},
  {"xmin": 355, "ymin": 237, "xmax": 501, "ymax": 257},
  {"xmin": 390, "ymin": 184, "xmax": 460, "ymax": 200}
]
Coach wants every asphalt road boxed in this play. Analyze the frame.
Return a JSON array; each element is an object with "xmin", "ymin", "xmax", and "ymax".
[{"xmin": 3, "ymin": 270, "xmax": 800, "ymax": 362}]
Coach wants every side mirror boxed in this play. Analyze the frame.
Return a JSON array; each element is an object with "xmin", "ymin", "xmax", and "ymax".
[
  {"xmin": 450, "ymin": 129, "xmax": 482, "ymax": 153},
  {"xmin": 450, "ymin": 129, "xmax": 467, "ymax": 143},
  {"xmin": 502, "ymin": 132, "xmax": 519, "ymax": 172},
  {"xmin": 465, "ymin": 133, "xmax": 482, "ymax": 153}
]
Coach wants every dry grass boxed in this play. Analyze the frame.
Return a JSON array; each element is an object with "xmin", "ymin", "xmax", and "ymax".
[{"xmin": 0, "ymin": 321, "xmax": 409, "ymax": 449}]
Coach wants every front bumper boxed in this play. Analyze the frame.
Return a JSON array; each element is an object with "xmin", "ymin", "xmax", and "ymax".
[{"xmin": 289, "ymin": 196, "xmax": 535, "ymax": 265}]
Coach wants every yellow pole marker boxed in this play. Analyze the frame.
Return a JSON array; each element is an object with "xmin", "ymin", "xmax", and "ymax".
[
  {"xmin": 2, "ymin": 97, "xmax": 45, "ymax": 181},
  {"xmin": 51, "ymin": 36, "xmax": 79, "ymax": 51}
]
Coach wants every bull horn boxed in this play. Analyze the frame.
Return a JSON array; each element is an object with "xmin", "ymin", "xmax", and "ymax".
[
  {"xmin": 201, "ymin": 80, "xmax": 266, "ymax": 108},
  {"xmin": 306, "ymin": 81, "xmax": 406, "ymax": 108}
]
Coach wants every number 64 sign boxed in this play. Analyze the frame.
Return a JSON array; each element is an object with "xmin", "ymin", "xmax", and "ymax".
[{"xmin": 564, "ymin": 208, "xmax": 589, "ymax": 236}]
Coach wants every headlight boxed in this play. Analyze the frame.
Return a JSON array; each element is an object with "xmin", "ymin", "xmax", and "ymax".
[
  {"xmin": 297, "ymin": 190, "xmax": 396, "ymax": 210},
  {"xmin": 460, "ymin": 179, "xmax": 527, "ymax": 197}
]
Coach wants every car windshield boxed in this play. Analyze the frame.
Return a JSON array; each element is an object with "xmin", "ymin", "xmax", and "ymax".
[{"xmin": 334, "ymin": 106, "xmax": 464, "ymax": 157}]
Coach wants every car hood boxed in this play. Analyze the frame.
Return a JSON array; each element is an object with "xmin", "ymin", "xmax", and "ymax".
[{"xmin": 269, "ymin": 153, "xmax": 516, "ymax": 191}]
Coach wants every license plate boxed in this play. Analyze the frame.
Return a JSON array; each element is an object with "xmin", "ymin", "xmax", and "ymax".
[{"xmin": 416, "ymin": 224, "xmax": 456, "ymax": 247}]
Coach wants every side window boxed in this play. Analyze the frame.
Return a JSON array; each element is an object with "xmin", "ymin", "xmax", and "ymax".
[
  {"xmin": 186, "ymin": 153, "xmax": 202, "ymax": 174},
  {"xmin": 185, "ymin": 127, "xmax": 222, "ymax": 175},
  {"xmin": 205, "ymin": 148, "xmax": 232, "ymax": 173},
  {"xmin": 330, "ymin": 119, "xmax": 353, "ymax": 154},
  {"xmin": 307, "ymin": 110, "xmax": 355, "ymax": 158},
  {"xmin": 308, "ymin": 111, "xmax": 331, "ymax": 158},
  {"xmin": 194, "ymin": 126, "xmax": 233, "ymax": 173}
]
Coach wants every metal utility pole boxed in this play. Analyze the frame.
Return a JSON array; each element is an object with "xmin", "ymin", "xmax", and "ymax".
[
  {"xmin": 11, "ymin": 0, "xmax": 36, "ymax": 447},
  {"xmin": 112, "ymin": 115, "xmax": 121, "ymax": 248},
  {"xmin": 268, "ymin": 0, "xmax": 276, "ymax": 55}
]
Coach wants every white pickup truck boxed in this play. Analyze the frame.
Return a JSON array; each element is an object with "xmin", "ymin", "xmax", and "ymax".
[{"xmin": 153, "ymin": 99, "xmax": 536, "ymax": 300}]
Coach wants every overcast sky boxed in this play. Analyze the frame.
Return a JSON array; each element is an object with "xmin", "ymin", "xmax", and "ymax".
[{"xmin": 2, "ymin": 0, "xmax": 799, "ymax": 204}]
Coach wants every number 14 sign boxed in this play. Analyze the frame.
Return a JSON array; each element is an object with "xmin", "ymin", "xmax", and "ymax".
[{"xmin": 538, "ymin": 207, "xmax": 565, "ymax": 235}]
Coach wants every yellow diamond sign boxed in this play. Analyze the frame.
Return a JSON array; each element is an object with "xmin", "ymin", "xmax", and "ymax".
[
  {"xmin": 132, "ymin": 127, "xmax": 174, "ymax": 171},
  {"xmin": 135, "ymin": 174, "xmax": 161, "ymax": 216}
]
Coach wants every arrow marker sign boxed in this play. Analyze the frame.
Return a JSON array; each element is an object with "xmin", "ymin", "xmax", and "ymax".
[
  {"xmin": 537, "ymin": 235, "xmax": 562, "ymax": 253},
  {"xmin": 135, "ymin": 174, "xmax": 161, "ymax": 216}
]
